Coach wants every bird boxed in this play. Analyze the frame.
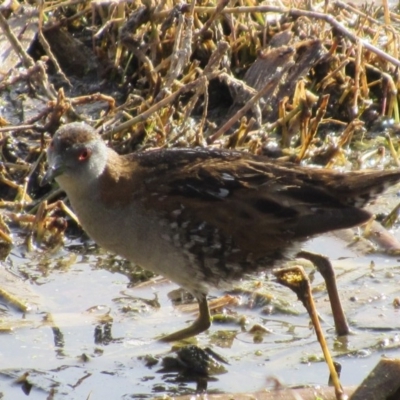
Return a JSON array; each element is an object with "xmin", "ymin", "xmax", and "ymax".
[{"xmin": 42, "ymin": 121, "xmax": 400, "ymax": 342}]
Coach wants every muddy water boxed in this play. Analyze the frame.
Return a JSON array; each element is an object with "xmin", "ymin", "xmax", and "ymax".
[{"xmin": 1, "ymin": 225, "xmax": 400, "ymax": 399}]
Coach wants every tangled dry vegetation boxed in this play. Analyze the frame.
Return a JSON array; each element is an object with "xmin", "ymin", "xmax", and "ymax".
[{"xmin": 1, "ymin": 0, "xmax": 400, "ymax": 247}]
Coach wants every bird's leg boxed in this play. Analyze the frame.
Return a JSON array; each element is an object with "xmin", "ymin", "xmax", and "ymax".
[
  {"xmin": 297, "ymin": 250, "xmax": 349, "ymax": 336},
  {"xmin": 160, "ymin": 294, "xmax": 211, "ymax": 342},
  {"xmin": 275, "ymin": 266, "xmax": 345, "ymax": 400}
]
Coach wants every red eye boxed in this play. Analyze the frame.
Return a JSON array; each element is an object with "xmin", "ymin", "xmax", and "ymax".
[{"xmin": 78, "ymin": 149, "xmax": 91, "ymax": 161}]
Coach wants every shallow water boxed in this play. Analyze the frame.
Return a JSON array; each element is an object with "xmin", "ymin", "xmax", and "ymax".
[{"xmin": 1, "ymin": 226, "xmax": 400, "ymax": 399}]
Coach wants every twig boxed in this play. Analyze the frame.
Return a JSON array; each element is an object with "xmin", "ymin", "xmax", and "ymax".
[
  {"xmin": 153, "ymin": 5, "xmax": 400, "ymax": 68},
  {"xmin": 208, "ymin": 57, "xmax": 295, "ymax": 144},
  {"xmin": 0, "ymin": 11, "xmax": 34, "ymax": 69}
]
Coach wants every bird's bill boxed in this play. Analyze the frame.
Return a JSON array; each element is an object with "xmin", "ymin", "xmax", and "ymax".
[{"xmin": 41, "ymin": 155, "xmax": 64, "ymax": 186}]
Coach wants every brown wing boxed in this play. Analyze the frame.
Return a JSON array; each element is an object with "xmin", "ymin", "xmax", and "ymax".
[{"xmin": 128, "ymin": 148, "xmax": 397, "ymax": 260}]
